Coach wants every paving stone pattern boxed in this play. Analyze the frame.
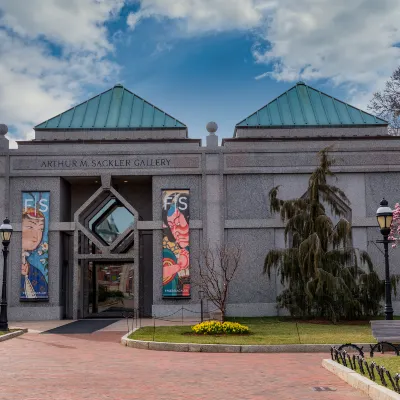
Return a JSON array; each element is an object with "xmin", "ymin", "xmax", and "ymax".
[{"xmin": 0, "ymin": 332, "xmax": 368, "ymax": 400}]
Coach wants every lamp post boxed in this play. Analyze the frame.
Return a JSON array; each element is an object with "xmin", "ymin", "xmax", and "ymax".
[
  {"xmin": 199, "ymin": 290, "xmax": 204, "ymax": 323},
  {"xmin": 0, "ymin": 218, "xmax": 13, "ymax": 331},
  {"xmin": 376, "ymin": 199, "xmax": 394, "ymax": 321}
]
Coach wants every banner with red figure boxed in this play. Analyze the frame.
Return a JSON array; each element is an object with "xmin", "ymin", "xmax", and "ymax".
[{"xmin": 162, "ymin": 190, "xmax": 190, "ymax": 298}]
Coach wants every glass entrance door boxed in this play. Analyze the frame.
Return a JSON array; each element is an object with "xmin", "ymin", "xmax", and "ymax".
[{"xmin": 87, "ymin": 263, "xmax": 134, "ymax": 318}]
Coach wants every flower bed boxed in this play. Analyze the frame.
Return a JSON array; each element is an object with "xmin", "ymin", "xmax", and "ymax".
[{"xmin": 191, "ymin": 321, "xmax": 250, "ymax": 335}]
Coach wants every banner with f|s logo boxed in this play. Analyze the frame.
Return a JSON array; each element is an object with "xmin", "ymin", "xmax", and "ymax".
[{"xmin": 162, "ymin": 190, "xmax": 190, "ymax": 298}]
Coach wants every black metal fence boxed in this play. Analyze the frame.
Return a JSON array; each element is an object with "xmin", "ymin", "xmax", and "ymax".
[
  {"xmin": 122, "ymin": 306, "xmax": 212, "ymax": 339},
  {"xmin": 331, "ymin": 346, "xmax": 400, "ymax": 393}
]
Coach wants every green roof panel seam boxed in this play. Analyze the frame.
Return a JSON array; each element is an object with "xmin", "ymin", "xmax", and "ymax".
[
  {"xmin": 150, "ymin": 105, "xmax": 156, "ymax": 127},
  {"xmin": 92, "ymin": 93, "xmax": 102, "ymax": 128},
  {"xmin": 319, "ymin": 92, "xmax": 331, "ymax": 125},
  {"xmin": 276, "ymin": 96, "xmax": 284, "ymax": 125},
  {"xmin": 286, "ymin": 92, "xmax": 296, "ymax": 125},
  {"xmin": 359, "ymin": 108, "xmax": 366, "ymax": 124},
  {"xmin": 103, "ymin": 87, "xmax": 114, "ymax": 127},
  {"xmin": 295, "ymin": 86, "xmax": 308, "ymax": 125},
  {"xmin": 139, "ymin": 100, "xmax": 145, "ymax": 128},
  {"xmin": 116, "ymin": 88, "xmax": 125, "ymax": 128},
  {"xmin": 307, "ymin": 87, "xmax": 320, "ymax": 125},
  {"xmin": 345, "ymin": 103, "xmax": 354, "ymax": 124},
  {"xmin": 331, "ymin": 96, "xmax": 343, "ymax": 124},
  {"xmin": 80, "ymin": 102, "xmax": 89, "ymax": 128},
  {"xmin": 266, "ymin": 104, "xmax": 272, "ymax": 126},
  {"xmin": 69, "ymin": 106, "xmax": 78, "ymax": 128},
  {"xmin": 128, "ymin": 95, "xmax": 136, "ymax": 127}
]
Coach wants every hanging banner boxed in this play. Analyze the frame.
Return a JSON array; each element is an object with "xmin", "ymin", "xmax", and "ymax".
[
  {"xmin": 162, "ymin": 190, "xmax": 190, "ymax": 298},
  {"xmin": 20, "ymin": 192, "xmax": 50, "ymax": 301}
]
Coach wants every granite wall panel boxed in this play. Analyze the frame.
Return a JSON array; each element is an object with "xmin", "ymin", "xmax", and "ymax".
[
  {"xmin": 226, "ymin": 228, "xmax": 276, "ymax": 304},
  {"xmin": 365, "ymin": 172, "xmax": 400, "ymax": 217},
  {"xmin": 226, "ymin": 175, "xmax": 274, "ymax": 219}
]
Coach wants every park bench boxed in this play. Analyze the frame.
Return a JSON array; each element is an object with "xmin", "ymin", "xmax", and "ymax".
[
  {"xmin": 370, "ymin": 320, "xmax": 400, "ymax": 356},
  {"xmin": 371, "ymin": 320, "xmax": 400, "ymax": 343}
]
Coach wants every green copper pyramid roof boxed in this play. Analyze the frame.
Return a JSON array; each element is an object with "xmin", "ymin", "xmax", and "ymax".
[
  {"xmin": 236, "ymin": 82, "xmax": 387, "ymax": 128},
  {"xmin": 35, "ymin": 84, "xmax": 186, "ymax": 130}
]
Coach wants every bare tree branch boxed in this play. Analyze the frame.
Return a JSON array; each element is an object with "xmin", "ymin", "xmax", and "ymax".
[
  {"xmin": 194, "ymin": 243, "xmax": 242, "ymax": 321},
  {"xmin": 368, "ymin": 66, "xmax": 400, "ymax": 136}
]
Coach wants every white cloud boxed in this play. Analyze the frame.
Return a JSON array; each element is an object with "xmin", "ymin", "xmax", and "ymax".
[
  {"xmin": 252, "ymin": 1, "xmax": 400, "ymax": 88},
  {"xmin": 0, "ymin": 0, "xmax": 125, "ymax": 147},
  {"xmin": 127, "ymin": 0, "xmax": 268, "ymax": 33},
  {"xmin": 254, "ymin": 72, "xmax": 269, "ymax": 80},
  {"xmin": 128, "ymin": 0, "xmax": 400, "ymax": 110},
  {"xmin": 0, "ymin": 0, "xmax": 124, "ymax": 55},
  {"xmin": 2, "ymin": 0, "xmax": 399, "ymax": 148}
]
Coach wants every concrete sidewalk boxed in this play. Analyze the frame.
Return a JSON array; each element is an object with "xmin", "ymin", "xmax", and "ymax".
[
  {"xmin": 0, "ymin": 332, "xmax": 368, "ymax": 400},
  {"xmin": 9, "ymin": 316, "xmax": 203, "ymax": 334}
]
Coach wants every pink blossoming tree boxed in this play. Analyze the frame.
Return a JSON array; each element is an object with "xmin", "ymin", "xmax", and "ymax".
[{"xmin": 389, "ymin": 203, "xmax": 400, "ymax": 247}]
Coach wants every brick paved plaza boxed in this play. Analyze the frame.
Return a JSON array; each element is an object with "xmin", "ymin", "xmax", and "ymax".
[{"xmin": 0, "ymin": 331, "xmax": 368, "ymax": 400}]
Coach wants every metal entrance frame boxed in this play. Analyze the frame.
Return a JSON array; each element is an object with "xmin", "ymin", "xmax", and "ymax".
[
  {"xmin": 72, "ymin": 175, "xmax": 139, "ymax": 319},
  {"xmin": 85, "ymin": 261, "xmax": 135, "ymax": 319}
]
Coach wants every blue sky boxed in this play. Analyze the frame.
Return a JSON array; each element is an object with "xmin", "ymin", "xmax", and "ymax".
[
  {"xmin": 0, "ymin": 0, "xmax": 399, "ymax": 146},
  {"xmin": 78, "ymin": 4, "xmax": 349, "ymax": 139},
  {"xmin": 112, "ymin": 27, "xmax": 285, "ymax": 138}
]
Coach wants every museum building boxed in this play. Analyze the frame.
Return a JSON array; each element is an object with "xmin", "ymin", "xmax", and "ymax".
[{"xmin": 1, "ymin": 81, "xmax": 400, "ymax": 321}]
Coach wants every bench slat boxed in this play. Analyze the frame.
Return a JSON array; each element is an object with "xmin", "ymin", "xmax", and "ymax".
[{"xmin": 370, "ymin": 320, "xmax": 400, "ymax": 341}]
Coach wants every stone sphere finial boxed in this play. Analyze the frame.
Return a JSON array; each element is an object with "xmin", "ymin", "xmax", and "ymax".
[
  {"xmin": 0, "ymin": 124, "xmax": 8, "ymax": 136},
  {"xmin": 206, "ymin": 121, "xmax": 218, "ymax": 135}
]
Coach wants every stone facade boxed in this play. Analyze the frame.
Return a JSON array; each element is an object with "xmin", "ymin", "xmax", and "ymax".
[{"xmin": 1, "ymin": 97, "xmax": 399, "ymax": 321}]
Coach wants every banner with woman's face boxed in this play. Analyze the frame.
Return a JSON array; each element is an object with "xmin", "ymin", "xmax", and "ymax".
[
  {"xmin": 21, "ymin": 192, "xmax": 50, "ymax": 301},
  {"xmin": 162, "ymin": 190, "xmax": 190, "ymax": 298}
]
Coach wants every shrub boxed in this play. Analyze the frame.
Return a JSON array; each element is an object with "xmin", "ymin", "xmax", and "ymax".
[
  {"xmin": 109, "ymin": 290, "xmax": 124, "ymax": 299},
  {"xmin": 192, "ymin": 321, "xmax": 250, "ymax": 335}
]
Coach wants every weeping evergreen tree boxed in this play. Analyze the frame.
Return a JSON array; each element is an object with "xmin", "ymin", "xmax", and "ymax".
[{"xmin": 264, "ymin": 148, "xmax": 386, "ymax": 321}]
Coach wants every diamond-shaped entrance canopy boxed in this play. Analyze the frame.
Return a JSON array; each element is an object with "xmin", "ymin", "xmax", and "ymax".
[
  {"xmin": 74, "ymin": 183, "xmax": 139, "ymax": 257},
  {"xmin": 89, "ymin": 198, "xmax": 135, "ymax": 245}
]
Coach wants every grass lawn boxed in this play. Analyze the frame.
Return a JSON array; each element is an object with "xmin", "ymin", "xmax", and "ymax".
[
  {"xmin": 369, "ymin": 357, "xmax": 400, "ymax": 375},
  {"xmin": 356, "ymin": 356, "xmax": 400, "ymax": 377},
  {"xmin": 129, "ymin": 317, "xmax": 377, "ymax": 345}
]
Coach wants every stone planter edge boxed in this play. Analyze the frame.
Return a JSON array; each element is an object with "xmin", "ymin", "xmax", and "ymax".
[
  {"xmin": 322, "ymin": 359, "xmax": 400, "ymax": 399},
  {"xmin": 121, "ymin": 332, "xmax": 371, "ymax": 353},
  {"xmin": 0, "ymin": 329, "xmax": 27, "ymax": 342}
]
